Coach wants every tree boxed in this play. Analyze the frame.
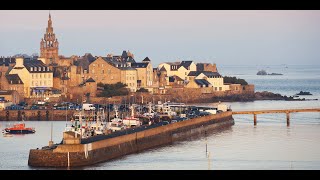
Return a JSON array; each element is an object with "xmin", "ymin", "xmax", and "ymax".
[
  {"xmin": 96, "ymin": 82, "xmax": 129, "ymax": 97},
  {"xmin": 137, "ymin": 88, "xmax": 149, "ymax": 92},
  {"xmin": 223, "ymin": 76, "xmax": 248, "ymax": 85}
]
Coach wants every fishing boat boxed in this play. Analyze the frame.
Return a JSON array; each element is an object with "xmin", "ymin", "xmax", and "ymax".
[
  {"xmin": 122, "ymin": 105, "xmax": 141, "ymax": 127},
  {"xmin": 108, "ymin": 105, "xmax": 125, "ymax": 132}
]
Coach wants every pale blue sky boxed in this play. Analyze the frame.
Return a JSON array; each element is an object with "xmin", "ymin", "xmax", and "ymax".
[{"xmin": 0, "ymin": 10, "xmax": 320, "ymax": 66}]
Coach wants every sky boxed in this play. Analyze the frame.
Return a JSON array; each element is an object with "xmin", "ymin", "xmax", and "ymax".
[{"xmin": 0, "ymin": 10, "xmax": 320, "ymax": 66}]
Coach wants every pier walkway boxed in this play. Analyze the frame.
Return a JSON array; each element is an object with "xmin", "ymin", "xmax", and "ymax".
[{"xmin": 232, "ymin": 108, "xmax": 320, "ymax": 126}]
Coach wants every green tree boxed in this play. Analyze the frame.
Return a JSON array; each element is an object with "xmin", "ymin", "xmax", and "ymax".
[
  {"xmin": 97, "ymin": 82, "xmax": 129, "ymax": 97},
  {"xmin": 223, "ymin": 76, "xmax": 248, "ymax": 85},
  {"xmin": 136, "ymin": 88, "xmax": 149, "ymax": 92}
]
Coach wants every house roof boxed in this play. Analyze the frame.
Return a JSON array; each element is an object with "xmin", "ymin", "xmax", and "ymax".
[
  {"xmin": 188, "ymin": 71, "xmax": 202, "ymax": 76},
  {"xmin": 24, "ymin": 60, "xmax": 52, "ymax": 73},
  {"xmin": 169, "ymin": 75, "xmax": 184, "ymax": 82},
  {"xmin": 159, "ymin": 66, "xmax": 167, "ymax": 72},
  {"xmin": 142, "ymin": 57, "xmax": 151, "ymax": 62},
  {"xmin": 188, "ymin": 71, "xmax": 221, "ymax": 77},
  {"xmin": 5, "ymin": 74, "xmax": 23, "ymax": 84},
  {"xmin": 180, "ymin": 61, "xmax": 193, "ymax": 69},
  {"xmin": 195, "ymin": 79, "xmax": 211, "ymax": 87},
  {"xmin": 0, "ymin": 57, "xmax": 16, "ymax": 66},
  {"xmin": 118, "ymin": 67, "xmax": 137, "ymax": 70},
  {"xmin": 131, "ymin": 63, "xmax": 148, "ymax": 68},
  {"xmin": 202, "ymin": 71, "xmax": 221, "ymax": 77},
  {"xmin": 86, "ymin": 78, "xmax": 95, "ymax": 83}
]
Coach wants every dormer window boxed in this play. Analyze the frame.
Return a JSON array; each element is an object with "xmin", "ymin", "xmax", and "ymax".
[
  {"xmin": 30, "ymin": 67, "xmax": 33, "ymax": 71},
  {"xmin": 47, "ymin": 67, "xmax": 49, "ymax": 71},
  {"xmin": 35, "ymin": 67, "xmax": 37, "ymax": 71},
  {"xmin": 43, "ymin": 67, "xmax": 45, "ymax": 71}
]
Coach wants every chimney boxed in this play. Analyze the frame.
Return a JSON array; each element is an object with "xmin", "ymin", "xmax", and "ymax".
[{"xmin": 15, "ymin": 57, "xmax": 24, "ymax": 67}]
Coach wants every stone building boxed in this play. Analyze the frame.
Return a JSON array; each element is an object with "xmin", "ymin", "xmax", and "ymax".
[
  {"xmin": 131, "ymin": 57, "xmax": 153, "ymax": 89},
  {"xmin": 88, "ymin": 57, "xmax": 121, "ymax": 84},
  {"xmin": 119, "ymin": 67, "xmax": 137, "ymax": 92},
  {"xmin": 2, "ymin": 74, "xmax": 24, "ymax": 99}
]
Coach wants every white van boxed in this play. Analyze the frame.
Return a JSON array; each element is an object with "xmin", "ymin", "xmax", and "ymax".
[{"xmin": 83, "ymin": 103, "xmax": 96, "ymax": 111}]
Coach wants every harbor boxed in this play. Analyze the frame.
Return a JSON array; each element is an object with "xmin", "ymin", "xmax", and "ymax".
[{"xmin": 27, "ymin": 102, "xmax": 234, "ymax": 167}]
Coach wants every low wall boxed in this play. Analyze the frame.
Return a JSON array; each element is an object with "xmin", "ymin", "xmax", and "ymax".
[
  {"xmin": 28, "ymin": 111, "xmax": 234, "ymax": 167},
  {"xmin": 0, "ymin": 110, "xmax": 76, "ymax": 121}
]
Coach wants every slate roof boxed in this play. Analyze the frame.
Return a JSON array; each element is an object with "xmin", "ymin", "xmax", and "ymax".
[
  {"xmin": 5, "ymin": 74, "xmax": 23, "ymax": 84},
  {"xmin": 0, "ymin": 57, "xmax": 16, "ymax": 66},
  {"xmin": 24, "ymin": 60, "xmax": 52, "ymax": 73},
  {"xmin": 118, "ymin": 67, "xmax": 137, "ymax": 70},
  {"xmin": 142, "ymin": 57, "xmax": 151, "ymax": 62},
  {"xmin": 180, "ymin": 61, "xmax": 193, "ymax": 69},
  {"xmin": 188, "ymin": 71, "xmax": 221, "ymax": 77},
  {"xmin": 131, "ymin": 63, "xmax": 148, "ymax": 68},
  {"xmin": 86, "ymin": 78, "xmax": 95, "ymax": 83},
  {"xmin": 169, "ymin": 75, "xmax": 184, "ymax": 83},
  {"xmin": 195, "ymin": 79, "xmax": 211, "ymax": 87},
  {"xmin": 159, "ymin": 66, "xmax": 167, "ymax": 72}
]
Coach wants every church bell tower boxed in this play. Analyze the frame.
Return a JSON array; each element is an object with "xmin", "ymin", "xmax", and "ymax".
[{"xmin": 40, "ymin": 13, "xmax": 59, "ymax": 65}]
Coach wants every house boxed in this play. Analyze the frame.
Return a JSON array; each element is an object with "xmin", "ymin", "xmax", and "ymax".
[
  {"xmin": 8, "ymin": 57, "xmax": 54, "ymax": 98},
  {"xmin": 0, "ymin": 90, "xmax": 20, "ymax": 104},
  {"xmin": 131, "ymin": 57, "xmax": 153, "ymax": 89}
]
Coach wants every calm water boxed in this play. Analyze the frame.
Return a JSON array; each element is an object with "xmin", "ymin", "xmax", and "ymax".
[{"xmin": 1, "ymin": 65, "xmax": 320, "ymax": 170}]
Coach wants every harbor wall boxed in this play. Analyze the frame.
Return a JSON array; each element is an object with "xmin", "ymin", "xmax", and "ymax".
[
  {"xmin": 28, "ymin": 111, "xmax": 233, "ymax": 167},
  {"xmin": 0, "ymin": 110, "xmax": 76, "ymax": 121}
]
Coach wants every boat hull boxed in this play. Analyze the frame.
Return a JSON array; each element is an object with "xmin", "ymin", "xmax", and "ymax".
[
  {"xmin": 28, "ymin": 111, "xmax": 234, "ymax": 167},
  {"xmin": 5, "ymin": 129, "xmax": 35, "ymax": 134}
]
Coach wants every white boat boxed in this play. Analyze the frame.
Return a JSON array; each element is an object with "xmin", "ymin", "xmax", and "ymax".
[
  {"xmin": 108, "ymin": 106, "xmax": 125, "ymax": 132},
  {"xmin": 123, "ymin": 105, "xmax": 141, "ymax": 127}
]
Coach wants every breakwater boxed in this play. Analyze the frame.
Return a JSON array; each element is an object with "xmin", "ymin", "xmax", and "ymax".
[{"xmin": 28, "ymin": 111, "xmax": 234, "ymax": 167}]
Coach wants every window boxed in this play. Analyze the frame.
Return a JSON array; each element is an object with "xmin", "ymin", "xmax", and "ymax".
[
  {"xmin": 35, "ymin": 67, "xmax": 37, "ymax": 71},
  {"xmin": 30, "ymin": 67, "xmax": 33, "ymax": 71},
  {"xmin": 44, "ymin": 74, "xmax": 46, "ymax": 78},
  {"xmin": 219, "ymin": 87, "xmax": 222, "ymax": 91},
  {"xmin": 92, "ymin": 69, "xmax": 95, "ymax": 74},
  {"xmin": 108, "ymin": 69, "xmax": 111, "ymax": 74},
  {"xmin": 101, "ymin": 70, "xmax": 104, "ymax": 74},
  {"xmin": 102, "ymin": 64, "xmax": 104, "ymax": 67},
  {"xmin": 40, "ymin": 74, "xmax": 42, "ymax": 78},
  {"xmin": 111, "ymin": 76, "xmax": 113, "ymax": 80},
  {"xmin": 43, "ymin": 67, "xmax": 45, "ymax": 71},
  {"xmin": 47, "ymin": 67, "xmax": 50, "ymax": 71},
  {"xmin": 93, "ymin": 64, "xmax": 96, "ymax": 67}
]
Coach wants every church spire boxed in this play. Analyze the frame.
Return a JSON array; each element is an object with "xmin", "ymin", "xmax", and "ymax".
[{"xmin": 40, "ymin": 11, "xmax": 59, "ymax": 65}]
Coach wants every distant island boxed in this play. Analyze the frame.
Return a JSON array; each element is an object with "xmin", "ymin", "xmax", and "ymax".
[
  {"xmin": 296, "ymin": 91, "xmax": 312, "ymax": 95},
  {"xmin": 257, "ymin": 70, "xmax": 283, "ymax": 75}
]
